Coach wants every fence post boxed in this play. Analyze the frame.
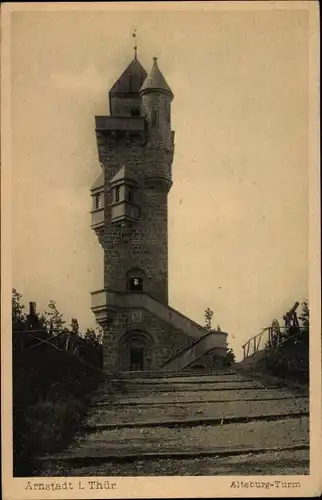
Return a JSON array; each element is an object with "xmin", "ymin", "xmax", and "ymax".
[{"xmin": 268, "ymin": 327, "xmax": 272, "ymax": 348}]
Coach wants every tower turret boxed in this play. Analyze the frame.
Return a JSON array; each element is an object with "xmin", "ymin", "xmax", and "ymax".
[{"xmin": 140, "ymin": 57, "xmax": 174, "ymax": 151}]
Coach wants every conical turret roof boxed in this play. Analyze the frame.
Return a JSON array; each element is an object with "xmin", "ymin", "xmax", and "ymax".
[
  {"xmin": 109, "ymin": 57, "xmax": 147, "ymax": 95},
  {"xmin": 140, "ymin": 57, "xmax": 173, "ymax": 97}
]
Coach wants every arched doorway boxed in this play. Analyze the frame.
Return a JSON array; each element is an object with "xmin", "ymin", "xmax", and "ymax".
[{"xmin": 118, "ymin": 330, "xmax": 154, "ymax": 372}]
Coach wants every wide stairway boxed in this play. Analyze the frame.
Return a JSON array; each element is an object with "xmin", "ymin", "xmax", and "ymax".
[{"xmin": 39, "ymin": 369, "xmax": 309, "ymax": 476}]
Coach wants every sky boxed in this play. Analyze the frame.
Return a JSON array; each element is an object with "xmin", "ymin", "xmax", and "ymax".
[{"xmin": 11, "ymin": 5, "xmax": 310, "ymax": 359}]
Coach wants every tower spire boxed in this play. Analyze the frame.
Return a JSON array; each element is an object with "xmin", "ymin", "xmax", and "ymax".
[{"xmin": 132, "ymin": 28, "xmax": 138, "ymax": 59}]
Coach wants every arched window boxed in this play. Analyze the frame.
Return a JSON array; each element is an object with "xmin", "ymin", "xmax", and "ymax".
[
  {"xmin": 129, "ymin": 277, "xmax": 143, "ymax": 291},
  {"xmin": 126, "ymin": 268, "xmax": 146, "ymax": 292},
  {"xmin": 115, "ymin": 186, "xmax": 120, "ymax": 203}
]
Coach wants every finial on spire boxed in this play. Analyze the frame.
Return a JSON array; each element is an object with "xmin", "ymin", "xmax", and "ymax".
[{"xmin": 132, "ymin": 28, "xmax": 138, "ymax": 59}]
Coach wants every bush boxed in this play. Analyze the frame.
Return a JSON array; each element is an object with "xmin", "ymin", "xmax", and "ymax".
[
  {"xmin": 262, "ymin": 332, "xmax": 309, "ymax": 384},
  {"xmin": 13, "ymin": 347, "xmax": 102, "ymax": 476},
  {"xmin": 25, "ymin": 397, "xmax": 85, "ymax": 454}
]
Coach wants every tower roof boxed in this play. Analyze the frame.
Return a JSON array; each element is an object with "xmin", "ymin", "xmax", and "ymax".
[
  {"xmin": 140, "ymin": 57, "xmax": 173, "ymax": 97},
  {"xmin": 109, "ymin": 58, "xmax": 147, "ymax": 95}
]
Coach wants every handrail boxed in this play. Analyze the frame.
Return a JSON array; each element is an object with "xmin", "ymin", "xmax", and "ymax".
[
  {"xmin": 242, "ymin": 326, "xmax": 306, "ymax": 360},
  {"xmin": 161, "ymin": 330, "xmax": 227, "ymax": 371},
  {"xmin": 161, "ymin": 330, "xmax": 221, "ymax": 367},
  {"xmin": 91, "ymin": 289, "xmax": 207, "ymax": 334}
]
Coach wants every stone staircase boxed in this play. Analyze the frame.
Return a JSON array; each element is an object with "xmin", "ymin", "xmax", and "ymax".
[
  {"xmin": 38, "ymin": 369, "xmax": 309, "ymax": 476},
  {"xmin": 161, "ymin": 331, "xmax": 226, "ymax": 371},
  {"xmin": 92, "ymin": 290, "xmax": 227, "ymax": 371}
]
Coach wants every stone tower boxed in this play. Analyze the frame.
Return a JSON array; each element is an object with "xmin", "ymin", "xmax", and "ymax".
[{"xmin": 91, "ymin": 53, "xmax": 228, "ymax": 373}]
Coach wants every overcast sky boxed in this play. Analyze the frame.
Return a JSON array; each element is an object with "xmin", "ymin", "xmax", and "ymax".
[{"xmin": 11, "ymin": 5, "xmax": 310, "ymax": 359}]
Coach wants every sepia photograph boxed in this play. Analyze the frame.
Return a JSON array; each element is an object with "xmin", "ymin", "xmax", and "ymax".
[{"xmin": 1, "ymin": 1, "xmax": 321, "ymax": 498}]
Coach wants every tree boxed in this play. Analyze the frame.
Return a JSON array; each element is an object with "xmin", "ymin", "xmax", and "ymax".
[
  {"xmin": 84, "ymin": 328, "xmax": 100, "ymax": 346},
  {"xmin": 12, "ymin": 289, "xmax": 26, "ymax": 330},
  {"xmin": 70, "ymin": 318, "xmax": 80, "ymax": 336},
  {"xmin": 44, "ymin": 300, "xmax": 66, "ymax": 334},
  {"xmin": 299, "ymin": 300, "xmax": 309, "ymax": 332},
  {"xmin": 204, "ymin": 308, "xmax": 214, "ymax": 331}
]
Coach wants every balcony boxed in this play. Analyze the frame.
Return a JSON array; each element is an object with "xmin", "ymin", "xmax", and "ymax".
[{"xmin": 95, "ymin": 116, "xmax": 145, "ymax": 133}]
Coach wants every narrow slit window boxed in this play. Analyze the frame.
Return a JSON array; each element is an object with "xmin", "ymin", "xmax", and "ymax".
[
  {"xmin": 151, "ymin": 110, "xmax": 158, "ymax": 128},
  {"xmin": 166, "ymin": 102, "xmax": 171, "ymax": 122}
]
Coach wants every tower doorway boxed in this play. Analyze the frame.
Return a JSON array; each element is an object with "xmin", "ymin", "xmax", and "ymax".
[
  {"xmin": 130, "ymin": 346, "xmax": 144, "ymax": 371},
  {"xmin": 118, "ymin": 330, "xmax": 154, "ymax": 372}
]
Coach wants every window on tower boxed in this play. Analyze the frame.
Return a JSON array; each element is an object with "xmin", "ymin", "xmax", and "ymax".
[
  {"xmin": 115, "ymin": 186, "xmax": 120, "ymax": 203},
  {"xmin": 151, "ymin": 109, "xmax": 158, "ymax": 128},
  {"xmin": 126, "ymin": 268, "xmax": 146, "ymax": 292},
  {"xmin": 129, "ymin": 277, "xmax": 143, "ymax": 292},
  {"xmin": 94, "ymin": 193, "xmax": 101, "ymax": 210},
  {"xmin": 166, "ymin": 102, "xmax": 170, "ymax": 122}
]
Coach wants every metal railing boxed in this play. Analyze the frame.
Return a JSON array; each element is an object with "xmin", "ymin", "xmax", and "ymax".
[
  {"xmin": 242, "ymin": 325, "xmax": 307, "ymax": 360},
  {"xmin": 242, "ymin": 302, "xmax": 307, "ymax": 360}
]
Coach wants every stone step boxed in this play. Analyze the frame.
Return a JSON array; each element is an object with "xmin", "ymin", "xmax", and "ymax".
[
  {"xmin": 94, "ymin": 387, "xmax": 307, "ymax": 406},
  {"xmin": 92, "ymin": 393, "xmax": 306, "ymax": 407},
  {"xmin": 124, "ymin": 381, "xmax": 270, "ymax": 390},
  {"xmin": 84, "ymin": 412, "xmax": 308, "ymax": 431},
  {"xmin": 108, "ymin": 373, "xmax": 248, "ymax": 384},
  {"xmin": 92, "ymin": 381, "xmax": 271, "ymax": 402},
  {"xmin": 42, "ymin": 416, "xmax": 309, "ymax": 461},
  {"xmin": 91, "ymin": 386, "xmax": 279, "ymax": 405},
  {"xmin": 108, "ymin": 369, "xmax": 236, "ymax": 379},
  {"xmin": 40, "ymin": 446, "xmax": 309, "ymax": 476},
  {"xmin": 86, "ymin": 397, "xmax": 309, "ymax": 428}
]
